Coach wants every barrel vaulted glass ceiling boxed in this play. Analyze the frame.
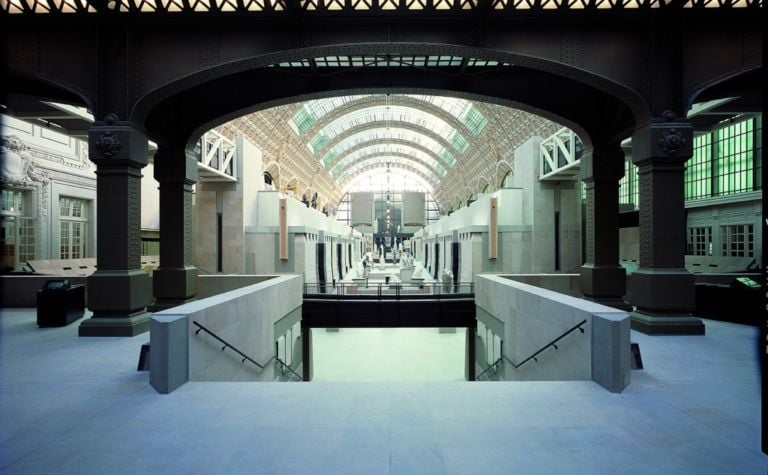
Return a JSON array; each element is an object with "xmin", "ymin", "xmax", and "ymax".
[
  {"xmin": 217, "ymin": 93, "xmax": 562, "ymax": 213},
  {"xmin": 293, "ymin": 96, "xmax": 482, "ymax": 188}
]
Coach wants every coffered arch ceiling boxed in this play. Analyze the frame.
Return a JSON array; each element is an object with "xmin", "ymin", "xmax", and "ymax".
[{"xmin": 218, "ymin": 93, "xmax": 562, "ymax": 212}]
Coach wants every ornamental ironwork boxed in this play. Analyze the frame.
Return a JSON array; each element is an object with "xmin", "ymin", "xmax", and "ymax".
[
  {"xmin": 95, "ymin": 132, "xmax": 122, "ymax": 158},
  {"xmin": 2, "ymin": 0, "xmax": 762, "ymax": 14},
  {"xmin": 658, "ymin": 129, "xmax": 686, "ymax": 156}
]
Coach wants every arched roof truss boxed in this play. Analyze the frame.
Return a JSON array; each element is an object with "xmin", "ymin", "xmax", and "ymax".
[
  {"xmin": 329, "ymin": 144, "xmax": 448, "ymax": 178},
  {"xmin": 338, "ymin": 159, "xmax": 438, "ymax": 187},
  {"xmin": 319, "ymin": 127, "xmax": 457, "ymax": 168},
  {"xmin": 306, "ymin": 104, "xmax": 470, "ymax": 155}
]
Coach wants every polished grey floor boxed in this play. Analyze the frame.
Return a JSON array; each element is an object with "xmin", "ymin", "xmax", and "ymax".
[{"xmin": 0, "ymin": 308, "xmax": 765, "ymax": 474}]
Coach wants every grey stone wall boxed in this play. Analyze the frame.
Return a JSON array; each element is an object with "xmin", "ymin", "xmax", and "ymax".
[
  {"xmin": 475, "ymin": 274, "xmax": 630, "ymax": 392},
  {"xmin": 150, "ymin": 274, "xmax": 302, "ymax": 393}
]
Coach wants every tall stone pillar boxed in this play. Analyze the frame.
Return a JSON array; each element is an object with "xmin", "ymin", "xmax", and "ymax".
[
  {"xmin": 580, "ymin": 144, "xmax": 629, "ymax": 310},
  {"xmin": 629, "ymin": 117, "xmax": 704, "ymax": 335},
  {"xmin": 79, "ymin": 117, "xmax": 152, "ymax": 336},
  {"xmin": 151, "ymin": 146, "xmax": 198, "ymax": 310}
]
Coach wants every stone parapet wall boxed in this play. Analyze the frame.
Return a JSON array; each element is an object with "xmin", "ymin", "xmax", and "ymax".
[
  {"xmin": 475, "ymin": 274, "xmax": 630, "ymax": 393},
  {"xmin": 150, "ymin": 274, "xmax": 302, "ymax": 393}
]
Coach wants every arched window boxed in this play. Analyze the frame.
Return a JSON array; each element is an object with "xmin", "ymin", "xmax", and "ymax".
[{"xmin": 501, "ymin": 171, "xmax": 513, "ymax": 188}]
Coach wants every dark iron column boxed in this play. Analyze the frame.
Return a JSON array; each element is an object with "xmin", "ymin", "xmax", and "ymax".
[
  {"xmin": 465, "ymin": 322, "xmax": 476, "ymax": 381},
  {"xmin": 302, "ymin": 324, "xmax": 313, "ymax": 381},
  {"xmin": 151, "ymin": 145, "xmax": 198, "ymax": 310},
  {"xmin": 629, "ymin": 116, "xmax": 704, "ymax": 335},
  {"xmin": 79, "ymin": 116, "xmax": 152, "ymax": 336},
  {"xmin": 579, "ymin": 144, "xmax": 629, "ymax": 310}
]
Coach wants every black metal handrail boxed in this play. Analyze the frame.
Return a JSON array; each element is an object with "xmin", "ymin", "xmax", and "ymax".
[
  {"xmin": 506, "ymin": 319, "xmax": 587, "ymax": 369},
  {"xmin": 303, "ymin": 281, "xmax": 475, "ymax": 299},
  {"xmin": 476, "ymin": 356, "xmax": 504, "ymax": 380},
  {"xmin": 193, "ymin": 321, "xmax": 270, "ymax": 369},
  {"xmin": 194, "ymin": 321, "xmax": 305, "ymax": 381},
  {"xmin": 274, "ymin": 356, "xmax": 304, "ymax": 381}
]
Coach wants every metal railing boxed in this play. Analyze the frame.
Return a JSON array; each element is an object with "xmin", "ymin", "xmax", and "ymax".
[
  {"xmin": 475, "ymin": 319, "xmax": 587, "ymax": 380},
  {"xmin": 303, "ymin": 281, "xmax": 474, "ymax": 299},
  {"xmin": 193, "ymin": 321, "xmax": 303, "ymax": 380},
  {"xmin": 476, "ymin": 357, "xmax": 503, "ymax": 380},
  {"xmin": 275, "ymin": 356, "xmax": 303, "ymax": 381},
  {"xmin": 506, "ymin": 319, "xmax": 587, "ymax": 369}
]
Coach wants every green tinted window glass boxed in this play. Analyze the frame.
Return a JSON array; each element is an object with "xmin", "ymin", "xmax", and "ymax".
[
  {"xmin": 685, "ymin": 132, "xmax": 712, "ymax": 200},
  {"xmin": 450, "ymin": 131, "xmax": 469, "ymax": 153},
  {"xmin": 713, "ymin": 117, "xmax": 755, "ymax": 196}
]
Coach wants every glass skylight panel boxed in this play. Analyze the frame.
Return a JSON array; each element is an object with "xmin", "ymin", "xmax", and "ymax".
[
  {"xmin": 467, "ymin": 58, "xmax": 490, "ymax": 67},
  {"xmin": 450, "ymin": 131, "xmax": 470, "ymax": 153},
  {"xmin": 310, "ymin": 105, "xmax": 464, "ymax": 152},
  {"xmin": 305, "ymin": 95, "xmax": 365, "ymax": 118},
  {"xmin": 461, "ymin": 104, "xmax": 488, "ymax": 135},
  {"xmin": 319, "ymin": 127, "xmax": 452, "ymax": 167},
  {"xmin": 308, "ymin": 132, "xmax": 331, "ymax": 152},
  {"xmin": 406, "ymin": 95, "xmax": 470, "ymax": 119},
  {"xmin": 275, "ymin": 57, "xmax": 509, "ymax": 70},
  {"xmin": 330, "ymin": 145, "xmax": 445, "ymax": 176},
  {"xmin": 289, "ymin": 95, "xmax": 367, "ymax": 136},
  {"xmin": 344, "ymin": 171, "xmax": 434, "ymax": 193},
  {"xmin": 440, "ymin": 148, "xmax": 457, "ymax": 167},
  {"xmin": 341, "ymin": 157, "xmax": 438, "ymax": 183},
  {"xmin": 289, "ymin": 107, "xmax": 316, "ymax": 136},
  {"xmin": 405, "ymin": 95, "xmax": 487, "ymax": 135},
  {"xmin": 321, "ymin": 149, "xmax": 340, "ymax": 167}
]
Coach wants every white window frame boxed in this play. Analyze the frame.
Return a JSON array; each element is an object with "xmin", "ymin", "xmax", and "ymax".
[
  {"xmin": 59, "ymin": 197, "xmax": 89, "ymax": 259},
  {"xmin": 686, "ymin": 226, "xmax": 712, "ymax": 256},
  {"xmin": 720, "ymin": 223, "xmax": 754, "ymax": 257},
  {"xmin": 1, "ymin": 188, "xmax": 36, "ymax": 270}
]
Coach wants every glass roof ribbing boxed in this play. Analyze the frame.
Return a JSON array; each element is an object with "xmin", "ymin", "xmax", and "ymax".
[
  {"xmin": 288, "ymin": 95, "xmax": 366, "ymax": 136},
  {"xmin": 339, "ymin": 157, "xmax": 439, "ymax": 184},
  {"xmin": 405, "ymin": 95, "xmax": 488, "ymax": 135},
  {"xmin": 330, "ymin": 145, "xmax": 447, "ymax": 177},
  {"xmin": 320, "ymin": 127, "xmax": 456, "ymax": 167},
  {"xmin": 291, "ymin": 94, "xmax": 487, "ymax": 138},
  {"xmin": 344, "ymin": 171, "xmax": 434, "ymax": 194},
  {"xmin": 308, "ymin": 105, "xmax": 468, "ymax": 154}
]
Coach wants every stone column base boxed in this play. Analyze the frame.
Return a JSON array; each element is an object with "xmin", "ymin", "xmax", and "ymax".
[
  {"xmin": 580, "ymin": 264, "xmax": 627, "ymax": 302},
  {"xmin": 79, "ymin": 312, "xmax": 152, "ymax": 337},
  {"xmin": 630, "ymin": 311, "xmax": 705, "ymax": 335},
  {"xmin": 152, "ymin": 266, "xmax": 198, "ymax": 310},
  {"xmin": 81, "ymin": 269, "xmax": 151, "ymax": 336},
  {"xmin": 629, "ymin": 268, "xmax": 694, "ymax": 313}
]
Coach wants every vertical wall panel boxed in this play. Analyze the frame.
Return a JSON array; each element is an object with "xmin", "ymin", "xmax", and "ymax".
[
  {"xmin": 489, "ymin": 197, "xmax": 498, "ymax": 259},
  {"xmin": 279, "ymin": 198, "xmax": 288, "ymax": 260},
  {"xmin": 351, "ymin": 192, "xmax": 374, "ymax": 226},
  {"xmin": 402, "ymin": 192, "xmax": 425, "ymax": 226}
]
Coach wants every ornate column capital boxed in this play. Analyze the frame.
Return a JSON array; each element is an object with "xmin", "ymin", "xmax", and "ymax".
[
  {"xmin": 88, "ymin": 114, "xmax": 148, "ymax": 168},
  {"xmin": 631, "ymin": 113, "xmax": 693, "ymax": 168}
]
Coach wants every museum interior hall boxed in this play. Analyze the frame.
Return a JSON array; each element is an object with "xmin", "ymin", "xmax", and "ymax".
[{"xmin": 1, "ymin": 2, "xmax": 765, "ymax": 474}]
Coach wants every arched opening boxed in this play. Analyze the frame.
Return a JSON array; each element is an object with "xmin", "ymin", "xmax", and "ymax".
[{"xmin": 136, "ymin": 45, "xmax": 648, "ymax": 152}]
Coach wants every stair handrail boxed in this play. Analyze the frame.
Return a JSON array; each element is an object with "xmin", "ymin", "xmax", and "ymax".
[
  {"xmin": 274, "ymin": 355, "xmax": 304, "ymax": 381},
  {"xmin": 192, "ymin": 320, "xmax": 270, "ymax": 369},
  {"xmin": 505, "ymin": 319, "xmax": 587, "ymax": 369},
  {"xmin": 476, "ymin": 356, "xmax": 504, "ymax": 380}
]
